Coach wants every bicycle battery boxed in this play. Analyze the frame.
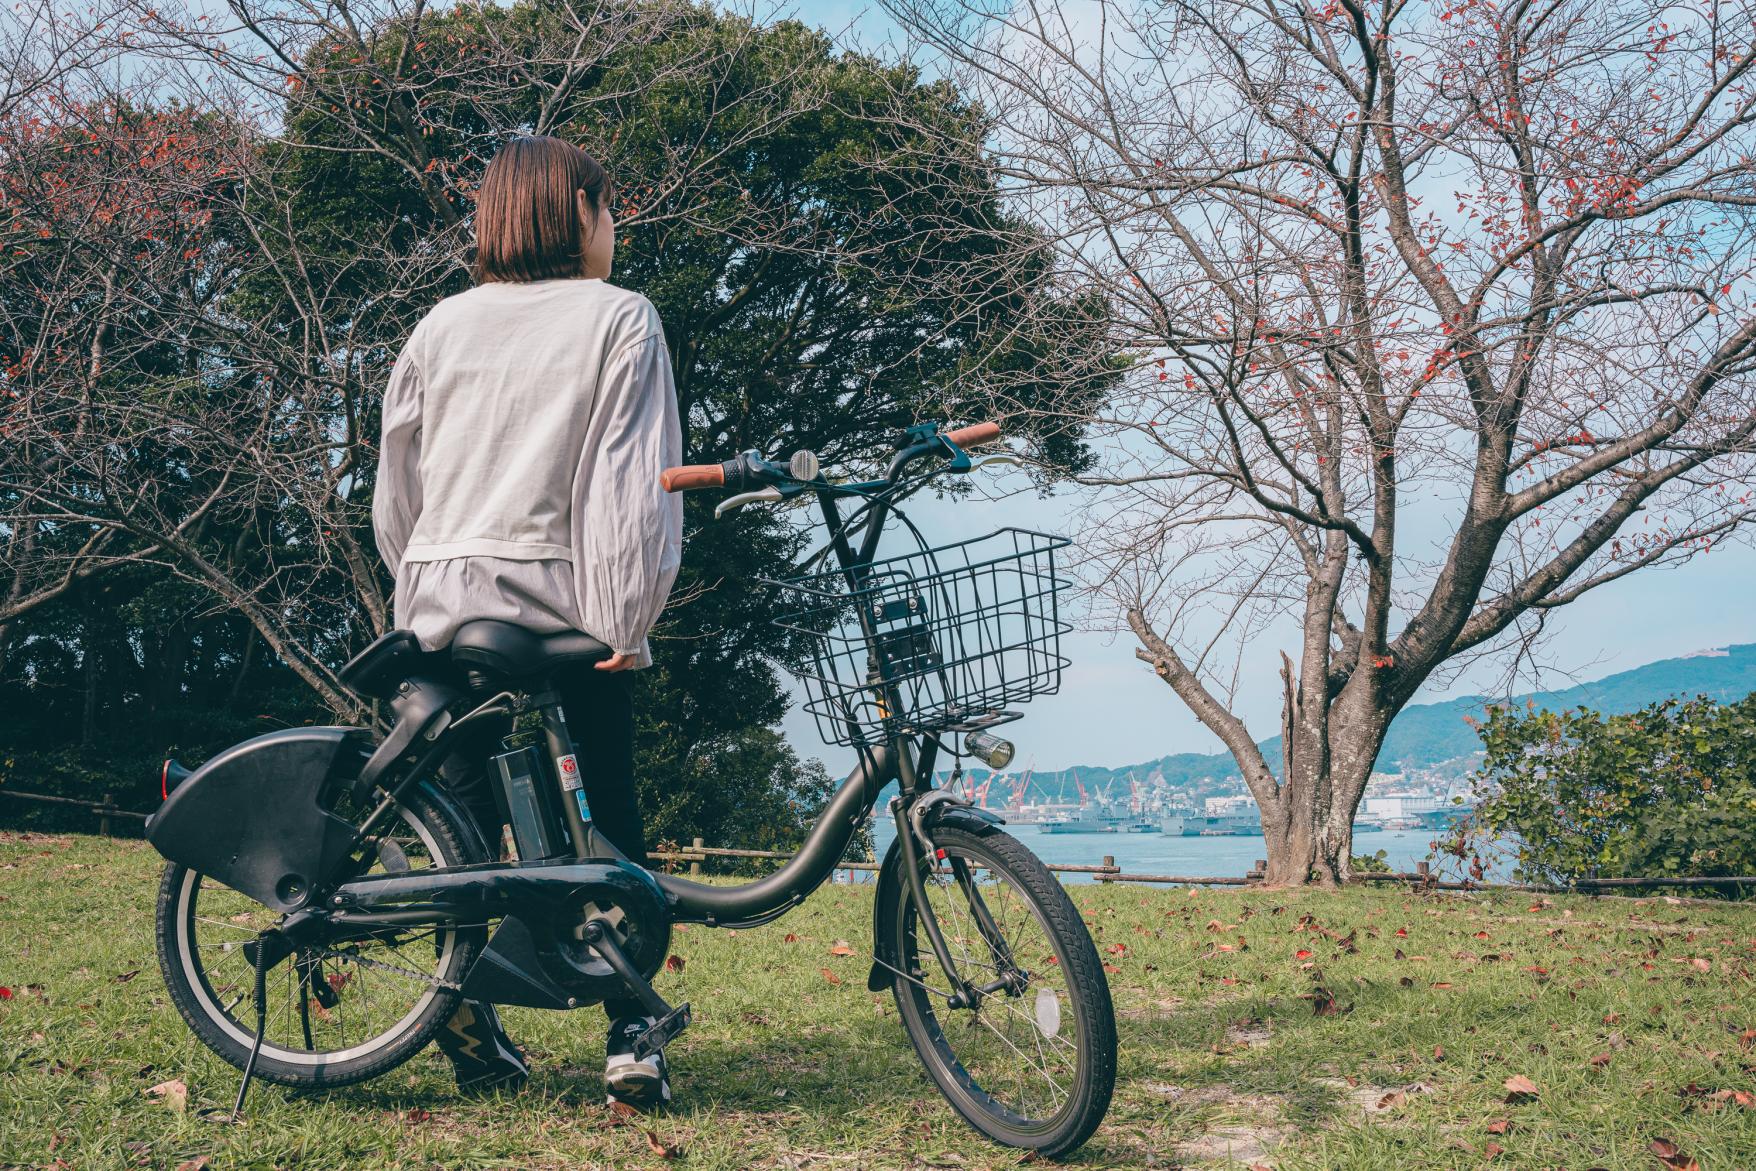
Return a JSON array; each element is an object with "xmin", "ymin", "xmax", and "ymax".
[{"xmin": 491, "ymin": 744, "xmax": 564, "ymax": 861}]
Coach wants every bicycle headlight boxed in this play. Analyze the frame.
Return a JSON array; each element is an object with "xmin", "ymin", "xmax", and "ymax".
[{"xmin": 963, "ymin": 730, "xmax": 1015, "ymax": 770}]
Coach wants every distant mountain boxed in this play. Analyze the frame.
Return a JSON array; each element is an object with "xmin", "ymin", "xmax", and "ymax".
[{"xmin": 996, "ymin": 643, "xmax": 1756, "ymax": 801}]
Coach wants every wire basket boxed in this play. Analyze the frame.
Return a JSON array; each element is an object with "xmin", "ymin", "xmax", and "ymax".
[{"xmin": 770, "ymin": 527, "xmax": 1072, "ymax": 748}]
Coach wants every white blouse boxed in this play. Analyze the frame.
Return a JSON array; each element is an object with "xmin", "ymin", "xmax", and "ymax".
[{"xmin": 371, "ymin": 278, "xmax": 685, "ymax": 668}]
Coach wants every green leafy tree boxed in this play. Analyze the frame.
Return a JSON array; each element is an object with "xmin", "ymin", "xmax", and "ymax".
[
  {"xmin": 2, "ymin": 0, "xmax": 1117, "ymax": 848},
  {"xmin": 1472, "ymin": 694, "xmax": 1756, "ymax": 893}
]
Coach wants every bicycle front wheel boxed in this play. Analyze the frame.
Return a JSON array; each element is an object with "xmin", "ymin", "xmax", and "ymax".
[{"xmin": 883, "ymin": 825, "xmax": 1116, "ymax": 1157}]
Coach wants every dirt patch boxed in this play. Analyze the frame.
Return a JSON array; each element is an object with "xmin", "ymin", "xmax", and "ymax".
[
  {"xmin": 1177, "ymin": 1123, "xmax": 1289, "ymax": 1167},
  {"xmin": 1223, "ymin": 1020, "xmax": 1272, "ymax": 1050},
  {"xmin": 1141, "ymin": 1083, "xmax": 1290, "ymax": 1167},
  {"xmin": 1320, "ymin": 1077, "xmax": 1434, "ymax": 1116}
]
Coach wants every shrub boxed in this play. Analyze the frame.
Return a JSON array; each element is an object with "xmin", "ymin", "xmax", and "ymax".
[{"xmin": 1471, "ymin": 692, "xmax": 1756, "ymax": 893}]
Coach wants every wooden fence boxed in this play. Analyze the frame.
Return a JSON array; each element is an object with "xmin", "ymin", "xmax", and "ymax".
[{"xmin": 5, "ymin": 789, "xmax": 1752, "ymax": 897}]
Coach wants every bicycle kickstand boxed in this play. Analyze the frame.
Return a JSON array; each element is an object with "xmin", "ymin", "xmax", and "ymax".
[{"xmin": 231, "ymin": 928, "xmax": 278, "ymax": 1121}]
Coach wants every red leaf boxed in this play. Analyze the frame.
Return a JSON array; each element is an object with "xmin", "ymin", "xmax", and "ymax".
[
  {"xmin": 0, "ymin": 987, "xmax": 12, "ymax": 1000},
  {"xmin": 1588, "ymin": 1052, "xmax": 1612, "ymax": 1068},
  {"xmin": 1102, "ymin": 962, "xmax": 1121, "ymax": 974},
  {"xmin": 664, "ymin": 954, "xmax": 685, "ymax": 973},
  {"xmin": 783, "ymin": 933, "xmax": 798, "ymax": 943},
  {"xmin": 820, "ymin": 968, "xmax": 841, "ymax": 985},
  {"xmin": 1295, "ymin": 949, "xmax": 1314, "ymax": 960},
  {"xmin": 828, "ymin": 942, "xmax": 855, "ymax": 957},
  {"xmin": 1486, "ymin": 1118, "xmax": 1510, "ymax": 1135}
]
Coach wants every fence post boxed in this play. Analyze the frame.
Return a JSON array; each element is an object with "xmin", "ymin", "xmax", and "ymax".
[
  {"xmin": 1099, "ymin": 854, "xmax": 1115, "ymax": 882},
  {"xmin": 1249, "ymin": 859, "xmax": 1267, "ymax": 883},
  {"xmin": 98, "ymin": 792, "xmax": 114, "ymax": 838},
  {"xmin": 690, "ymin": 837, "xmax": 703, "ymax": 879}
]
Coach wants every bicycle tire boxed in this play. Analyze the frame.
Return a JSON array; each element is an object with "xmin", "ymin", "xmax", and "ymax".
[
  {"xmin": 155, "ymin": 784, "xmax": 487, "ymax": 1089},
  {"xmin": 884, "ymin": 825, "xmax": 1116, "ymax": 1157}
]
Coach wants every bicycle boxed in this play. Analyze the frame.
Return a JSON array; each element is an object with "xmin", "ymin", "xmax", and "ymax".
[{"xmin": 147, "ymin": 419, "xmax": 1118, "ymax": 1157}]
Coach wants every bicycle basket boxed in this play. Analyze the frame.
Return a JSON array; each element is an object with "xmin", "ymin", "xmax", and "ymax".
[{"xmin": 769, "ymin": 527, "xmax": 1072, "ymax": 748}]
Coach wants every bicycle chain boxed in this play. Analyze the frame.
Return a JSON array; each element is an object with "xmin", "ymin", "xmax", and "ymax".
[{"xmin": 300, "ymin": 943, "xmax": 463, "ymax": 993}]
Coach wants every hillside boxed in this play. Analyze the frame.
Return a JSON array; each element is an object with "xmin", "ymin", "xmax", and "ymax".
[{"xmin": 997, "ymin": 643, "xmax": 1756, "ymax": 800}]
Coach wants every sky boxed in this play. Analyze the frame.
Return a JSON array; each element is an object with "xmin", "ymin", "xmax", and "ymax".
[{"xmin": 762, "ymin": 0, "xmax": 1756, "ymax": 775}]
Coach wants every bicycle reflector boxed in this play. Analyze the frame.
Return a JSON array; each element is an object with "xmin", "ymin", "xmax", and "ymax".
[{"xmin": 963, "ymin": 729, "xmax": 1015, "ymax": 770}]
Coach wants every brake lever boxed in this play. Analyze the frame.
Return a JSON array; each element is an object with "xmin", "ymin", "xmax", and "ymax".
[
  {"xmin": 714, "ymin": 486, "xmax": 785, "ymax": 519},
  {"xmin": 966, "ymin": 454, "xmax": 1021, "ymax": 473}
]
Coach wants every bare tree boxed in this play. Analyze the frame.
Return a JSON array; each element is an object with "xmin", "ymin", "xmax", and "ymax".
[{"xmin": 882, "ymin": 0, "xmax": 1756, "ymax": 883}]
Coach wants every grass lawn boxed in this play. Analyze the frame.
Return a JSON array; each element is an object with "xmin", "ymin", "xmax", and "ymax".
[{"xmin": 1, "ymin": 831, "xmax": 1754, "ymax": 1170}]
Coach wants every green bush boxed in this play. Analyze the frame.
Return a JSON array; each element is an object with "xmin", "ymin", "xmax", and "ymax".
[{"xmin": 1472, "ymin": 692, "xmax": 1756, "ymax": 892}]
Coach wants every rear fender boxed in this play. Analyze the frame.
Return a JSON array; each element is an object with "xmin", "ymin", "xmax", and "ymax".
[
  {"xmin": 146, "ymin": 726, "xmax": 374, "ymax": 913},
  {"xmin": 865, "ymin": 800, "xmax": 1005, "ymax": 992}
]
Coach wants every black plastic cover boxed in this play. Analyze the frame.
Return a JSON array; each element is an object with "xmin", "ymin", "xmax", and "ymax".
[{"xmin": 146, "ymin": 726, "xmax": 373, "ymax": 912}]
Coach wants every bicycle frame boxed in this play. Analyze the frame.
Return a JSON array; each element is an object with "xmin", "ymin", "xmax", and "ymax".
[{"xmin": 306, "ymin": 426, "xmax": 996, "ymax": 999}]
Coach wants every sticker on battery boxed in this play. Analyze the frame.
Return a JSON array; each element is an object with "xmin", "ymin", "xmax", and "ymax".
[{"xmin": 555, "ymin": 754, "xmax": 582, "ymax": 792}]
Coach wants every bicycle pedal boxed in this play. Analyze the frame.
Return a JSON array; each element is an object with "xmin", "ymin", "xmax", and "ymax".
[{"xmin": 632, "ymin": 1002, "xmax": 690, "ymax": 1061}]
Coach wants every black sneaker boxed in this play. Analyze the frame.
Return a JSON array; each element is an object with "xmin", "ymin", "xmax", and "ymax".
[
  {"xmin": 435, "ymin": 999, "xmax": 529, "ymax": 1096},
  {"xmin": 604, "ymin": 1015, "xmax": 671, "ymax": 1108}
]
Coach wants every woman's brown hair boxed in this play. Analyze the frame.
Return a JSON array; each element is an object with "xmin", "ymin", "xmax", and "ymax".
[{"xmin": 473, "ymin": 136, "xmax": 614, "ymax": 284}]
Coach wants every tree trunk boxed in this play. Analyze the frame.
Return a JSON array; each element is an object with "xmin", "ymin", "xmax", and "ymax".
[{"xmin": 1255, "ymin": 690, "xmax": 1388, "ymax": 888}]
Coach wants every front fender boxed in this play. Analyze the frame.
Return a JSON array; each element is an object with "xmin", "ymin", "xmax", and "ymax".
[{"xmin": 865, "ymin": 800, "xmax": 1005, "ymax": 992}]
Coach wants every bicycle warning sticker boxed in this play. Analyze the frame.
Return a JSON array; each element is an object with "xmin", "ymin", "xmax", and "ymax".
[{"xmin": 556, "ymin": 754, "xmax": 581, "ymax": 791}]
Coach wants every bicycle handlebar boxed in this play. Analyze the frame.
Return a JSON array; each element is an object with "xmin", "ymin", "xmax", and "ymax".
[
  {"xmin": 660, "ymin": 464, "xmax": 727, "ymax": 493},
  {"xmin": 659, "ymin": 421, "xmax": 1003, "ymax": 493},
  {"xmin": 944, "ymin": 421, "xmax": 1001, "ymax": 448}
]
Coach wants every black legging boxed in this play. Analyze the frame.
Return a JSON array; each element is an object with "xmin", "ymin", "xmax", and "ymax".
[{"xmin": 439, "ymin": 663, "xmax": 648, "ymax": 1023}]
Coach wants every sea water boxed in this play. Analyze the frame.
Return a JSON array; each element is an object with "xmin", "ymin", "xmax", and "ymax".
[{"xmin": 863, "ymin": 818, "xmax": 1470, "ymax": 884}]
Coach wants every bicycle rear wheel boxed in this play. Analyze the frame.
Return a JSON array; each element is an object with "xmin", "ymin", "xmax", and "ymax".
[
  {"xmin": 154, "ymin": 784, "xmax": 487, "ymax": 1089},
  {"xmin": 883, "ymin": 825, "xmax": 1116, "ymax": 1157}
]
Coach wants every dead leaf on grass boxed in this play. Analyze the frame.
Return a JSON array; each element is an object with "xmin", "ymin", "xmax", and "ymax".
[
  {"xmin": 145, "ymin": 1078, "xmax": 187, "ymax": 1114},
  {"xmin": 1502, "ymin": 1074, "xmax": 1539, "ymax": 1102},
  {"xmin": 1649, "ymin": 1138, "xmax": 1700, "ymax": 1170}
]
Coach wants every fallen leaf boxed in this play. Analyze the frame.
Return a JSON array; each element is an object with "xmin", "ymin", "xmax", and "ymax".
[
  {"xmin": 114, "ymin": 970, "xmax": 141, "ymax": 984},
  {"xmin": 644, "ymin": 1128, "xmax": 680, "ymax": 1159},
  {"xmin": 145, "ymin": 1079, "xmax": 187, "ymax": 1114},
  {"xmin": 1690, "ymin": 957, "xmax": 1711, "ymax": 973},
  {"xmin": 1502, "ymin": 1074, "xmax": 1539, "ymax": 1102},
  {"xmin": 783, "ymin": 933, "xmax": 798, "ymax": 943},
  {"xmin": 1486, "ymin": 1118, "xmax": 1510, "ymax": 1135},
  {"xmin": 1484, "ymin": 1142, "xmax": 1504, "ymax": 1158},
  {"xmin": 1588, "ymin": 1052, "xmax": 1613, "ymax": 1068},
  {"xmin": 1375, "ymin": 1090, "xmax": 1407, "ymax": 1110},
  {"xmin": 404, "ymin": 1108, "xmax": 431, "ymax": 1123},
  {"xmin": 174, "ymin": 1159, "xmax": 211, "ymax": 1171},
  {"xmin": 820, "ymin": 968, "xmax": 842, "ymax": 985},
  {"xmin": 828, "ymin": 941, "xmax": 855, "ymax": 957},
  {"xmin": 1649, "ymin": 1138, "xmax": 1700, "ymax": 1170},
  {"xmin": 664, "ymin": 954, "xmax": 684, "ymax": 973}
]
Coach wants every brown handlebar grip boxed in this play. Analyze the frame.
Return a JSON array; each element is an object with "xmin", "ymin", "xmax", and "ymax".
[
  {"xmin": 660, "ymin": 464, "xmax": 726, "ymax": 492},
  {"xmin": 945, "ymin": 421, "xmax": 1002, "ymax": 448}
]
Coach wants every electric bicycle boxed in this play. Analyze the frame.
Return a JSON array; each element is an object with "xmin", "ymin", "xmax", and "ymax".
[{"xmin": 148, "ymin": 419, "xmax": 1118, "ymax": 1157}]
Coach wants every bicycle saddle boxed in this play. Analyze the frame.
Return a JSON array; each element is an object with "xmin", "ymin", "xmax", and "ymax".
[{"xmin": 449, "ymin": 620, "xmax": 614, "ymax": 680}]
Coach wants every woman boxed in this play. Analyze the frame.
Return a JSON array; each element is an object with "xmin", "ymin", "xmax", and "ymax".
[{"xmin": 371, "ymin": 135, "xmax": 684, "ymax": 1106}]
